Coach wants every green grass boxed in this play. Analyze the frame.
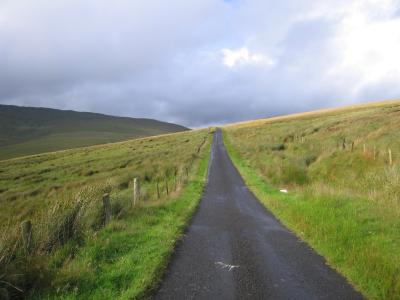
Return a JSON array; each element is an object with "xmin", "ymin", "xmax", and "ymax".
[
  {"xmin": 223, "ymin": 100, "xmax": 400, "ymax": 300},
  {"xmin": 30, "ymin": 137, "xmax": 211, "ymax": 299},
  {"xmin": 0, "ymin": 131, "xmax": 142, "ymax": 160},
  {"xmin": 0, "ymin": 128, "xmax": 212, "ymax": 299},
  {"xmin": 0, "ymin": 104, "xmax": 188, "ymax": 160},
  {"xmin": 0, "ymin": 130, "xmax": 206, "ymax": 223}
]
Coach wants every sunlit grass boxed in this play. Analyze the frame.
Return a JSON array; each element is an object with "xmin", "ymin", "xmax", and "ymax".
[
  {"xmin": 31, "ymin": 140, "xmax": 211, "ymax": 299},
  {"xmin": 223, "ymin": 100, "xmax": 400, "ymax": 299},
  {"xmin": 0, "ymin": 129, "xmax": 212, "ymax": 299}
]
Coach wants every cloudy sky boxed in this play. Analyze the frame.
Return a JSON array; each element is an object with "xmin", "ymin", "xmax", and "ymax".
[{"xmin": 1, "ymin": 0, "xmax": 400, "ymax": 127}]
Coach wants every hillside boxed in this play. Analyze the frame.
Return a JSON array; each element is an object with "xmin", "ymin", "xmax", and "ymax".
[
  {"xmin": 223, "ymin": 100, "xmax": 400, "ymax": 299},
  {"xmin": 0, "ymin": 127, "xmax": 211, "ymax": 299},
  {"xmin": 0, "ymin": 104, "xmax": 188, "ymax": 160}
]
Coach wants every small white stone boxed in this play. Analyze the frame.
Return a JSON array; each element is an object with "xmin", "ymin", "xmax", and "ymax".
[{"xmin": 279, "ymin": 189, "xmax": 288, "ymax": 193}]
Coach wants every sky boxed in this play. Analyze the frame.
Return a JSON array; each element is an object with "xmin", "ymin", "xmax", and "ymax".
[{"xmin": 1, "ymin": 0, "xmax": 400, "ymax": 127}]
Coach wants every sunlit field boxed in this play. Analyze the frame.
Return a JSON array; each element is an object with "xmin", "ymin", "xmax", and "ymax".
[
  {"xmin": 224, "ymin": 100, "xmax": 400, "ymax": 299},
  {"xmin": 0, "ymin": 129, "xmax": 212, "ymax": 299}
]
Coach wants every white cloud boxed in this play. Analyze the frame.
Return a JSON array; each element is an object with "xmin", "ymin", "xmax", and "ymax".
[
  {"xmin": 221, "ymin": 47, "xmax": 275, "ymax": 68},
  {"xmin": 327, "ymin": 0, "xmax": 400, "ymax": 97}
]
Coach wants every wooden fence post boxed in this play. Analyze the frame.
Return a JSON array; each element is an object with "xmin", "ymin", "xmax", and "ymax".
[
  {"xmin": 342, "ymin": 138, "xmax": 346, "ymax": 150},
  {"xmin": 21, "ymin": 220, "xmax": 32, "ymax": 255},
  {"xmin": 103, "ymin": 193, "xmax": 111, "ymax": 224},
  {"xmin": 351, "ymin": 142, "xmax": 354, "ymax": 152},
  {"xmin": 389, "ymin": 148, "xmax": 393, "ymax": 165},
  {"xmin": 165, "ymin": 178, "xmax": 169, "ymax": 196},
  {"xmin": 133, "ymin": 178, "xmax": 140, "ymax": 206},
  {"xmin": 174, "ymin": 169, "xmax": 177, "ymax": 191}
]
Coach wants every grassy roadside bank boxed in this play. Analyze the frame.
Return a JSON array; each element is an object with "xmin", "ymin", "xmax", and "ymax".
[
  {"xmin": 1, "ymin": 129, "xmax": 212, "ymax": 299},
  {"xmin": 222, "ymin": 129, "xmax": 400, "ymax": 300},
  {"xmin": 29, "ymin": 135, "xmax": 212, "ymax": 299}
]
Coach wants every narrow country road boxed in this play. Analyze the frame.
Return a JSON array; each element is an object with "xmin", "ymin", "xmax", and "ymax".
[{"xmin": 155, "ymin": 129, "xmax": 363, "ymax": 300}]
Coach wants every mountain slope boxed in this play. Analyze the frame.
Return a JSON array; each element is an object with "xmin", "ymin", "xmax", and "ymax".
[
  {"xmin": 0, "ymin": 104, "xmax": 188, "ymax": 160},
  {"xmin": 223, "ymin": 99, "xmax": 400, "ymax": 299}
]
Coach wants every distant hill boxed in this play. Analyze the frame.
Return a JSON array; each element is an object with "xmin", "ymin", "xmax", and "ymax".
[{"xmin": 0, "ymin": 104, "xmax": 188, "ymax": 160}]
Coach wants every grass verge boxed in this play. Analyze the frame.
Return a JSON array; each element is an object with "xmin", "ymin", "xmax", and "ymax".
[
  {"xmin": 223, "ymin": 129, "xmax": 400, "ymax": 300},
  {"xmin": 29, "ymin": 137, "xmax": 211, "ymax": 299}
]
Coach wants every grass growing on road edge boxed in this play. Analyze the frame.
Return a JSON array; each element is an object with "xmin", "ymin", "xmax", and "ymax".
[
  {"xmin": 1, "ymin": 129, "xmax": 210, "ymax": 298},
  {"xmin": 30, "ymin": 135, "xmax": 212, "ymax": 299},
  {"xmin": 222, "ymin": 129, "xmax": 400, "ymax": 300}
]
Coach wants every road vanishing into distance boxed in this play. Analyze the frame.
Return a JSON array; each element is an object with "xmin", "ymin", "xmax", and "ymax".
[{"xmin": 155, "ymin": 129, "xmax": 364, "ymax": 300}]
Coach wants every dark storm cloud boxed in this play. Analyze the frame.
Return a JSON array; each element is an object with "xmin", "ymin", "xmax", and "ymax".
[{"xmin": 1, "ymin": 0, "xmax": 400, "ymax": 127}]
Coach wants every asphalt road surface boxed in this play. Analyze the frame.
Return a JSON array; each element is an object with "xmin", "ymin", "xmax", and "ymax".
[{"xmin": 155, "ymin": 129, "xmax": 364, "ymax": 300}]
